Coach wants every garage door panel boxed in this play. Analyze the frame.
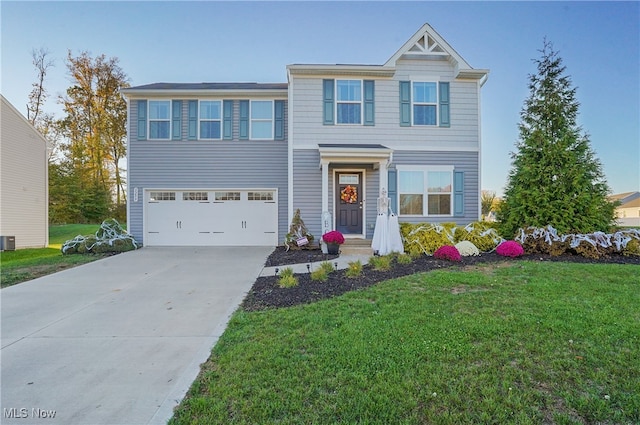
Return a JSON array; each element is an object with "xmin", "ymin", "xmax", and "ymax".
[{"xmin": 145, "ymin": 190, "xmax": 277, "ymax": 246}]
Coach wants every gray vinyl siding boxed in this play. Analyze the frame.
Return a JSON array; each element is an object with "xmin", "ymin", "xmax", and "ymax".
[
  {"xmin": 290, "ymin": 72, "xmax": 480, "ymax": 151},
  {"xmin": 128, "ymin": 99, "xmax": 288, "ymax": 245},
  {"xmin": 293, "ymin": 149, "xmax": 479, "ymax": 238}
]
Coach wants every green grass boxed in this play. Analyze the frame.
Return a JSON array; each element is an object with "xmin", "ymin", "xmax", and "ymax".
[
  {"xmin": 170, "ymin": 261, "xmax": 640, "ymax": 425},
  {"xmin": 49, "ymin": 223, "xmax": 115, "ymax": 248},
  {"xmin": 1, "ymin": 224, "xmax": 120, "ymax": 288}
]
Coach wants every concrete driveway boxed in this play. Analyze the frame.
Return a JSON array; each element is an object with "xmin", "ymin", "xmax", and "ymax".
[{"xmin": 1, "ymin": 246, "xmax": 271, "ymax": 425}]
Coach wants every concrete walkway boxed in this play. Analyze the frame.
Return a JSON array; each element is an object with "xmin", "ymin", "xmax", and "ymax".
[
  {"xmin": 1, "ymin": 246, "xmax": 271, "ymax": 425},
  {"xmin": 260, "ymin": 252, "xmax": 371, "ymax": 276}
]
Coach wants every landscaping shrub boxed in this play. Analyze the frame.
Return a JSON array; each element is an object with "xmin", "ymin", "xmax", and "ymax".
[
  {"xmin": 454, "ymin": 241, "xmax": 480, "ymax": 257},
  {"xmin": 516, "ymin": 226, "xmax": 640, "ymax": 258},
  {"xmin": 401, "ymin": 221, "xmax": 503, "ymax": 256},
  {"xmin": 311, "ymin": 262, "xmax": 335, "ymax": 282},
  {"xmin": 517, "ymin": 226, "xmax": 567, "ymax": 256},
  {"xmin": 369, "ymin": 255, "xmax": 392, "ymax": 271},
  {"xmin": 400, "ymin": 222, "xmax": 457, "ymax": 256},
  {"xmin": 345, "ymin": 260, "xmax": 363, "ymax": 278},
  {"xmin": 61, "ymin": 219, "xmax": 138, "ymax": 255},
  {"xmin": 310, "ymin": 268, "xmax": 329, "ymax": 282},
  {"xmin": 496, "ymin": 241, "xmax": 524, "ymax": 258},
  {"xmin": 454, "ymin": 222, "xmax": 504, "ymax": 252},
  {"xmin": 433, "ymin": 245, "xmax": 461, "ymax": 262},
  {"xmin": 623, "ymin": 238, "xmax": 640, "ymax": 256},
  {"xmin": 278, "ymin": 267, "xmax": 298, "ymax": 288},
  {"xmin": 395, "ymin": 253, "xmax": 413, "ymax": 265},
  {"xmin": 573, "ymin": 240, "xmax": 605, "ymax": 259}
]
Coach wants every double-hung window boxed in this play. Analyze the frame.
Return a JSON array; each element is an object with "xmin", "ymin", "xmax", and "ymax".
[
  {"xmin": 398, "ymin": 166, "xmax": 453, "ymax": 216},
  {"xmin": 250, "ymin": 100, "xmax": 273, "ymax": 139},
  {"xmin": 399, "ymin": 80, "xmax": 449, "ymax": 127},
  {"xmin": 336, "ymin": 80, "xmax": 362, "ymax": 124},
  {"xmin": 413, "ymin": 82, "xmax": 437, "ymax": 126},
  {"xmin": 149, "ymin": 100, "xmax": 171, "ymax": 139},
  {"xmin": 426, "ymin": 171, "xmax": 452, "ymax": 215},
  {"xmin": 199, "ymin": 100, "xmax": 222, "ymax": 139}
]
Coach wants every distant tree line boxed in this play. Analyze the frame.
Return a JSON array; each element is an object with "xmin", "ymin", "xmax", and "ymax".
[{"xmin": 28, "ymin": 49, "xmax": 129, "ymax": 224}]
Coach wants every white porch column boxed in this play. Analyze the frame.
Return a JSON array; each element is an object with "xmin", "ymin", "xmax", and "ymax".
[
  {"xmin": 379, "ymin": 159, "xmax": 388, "ymax": 196},
  {"xmin": 321, "ymin": 159, "xmax": 329, "ymax": 216}
]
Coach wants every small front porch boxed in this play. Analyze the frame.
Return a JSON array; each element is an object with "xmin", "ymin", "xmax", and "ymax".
[{"xmin": 318, "ymin": 144, "xmax": 393, "ymax": 242}]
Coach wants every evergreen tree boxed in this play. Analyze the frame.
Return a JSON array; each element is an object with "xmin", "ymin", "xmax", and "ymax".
[{"xmin": 499, "ymin": 41, "xmax": 615, "ymax": 237}]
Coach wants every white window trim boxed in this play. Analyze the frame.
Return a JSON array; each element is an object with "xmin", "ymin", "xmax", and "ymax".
[
  {"xmin": 396, "ymin": 165, "xmax": 454, "ymax": 217},
  {"xmin": 198, "ymin": 99, "xmax": 222, "ymax": 140},
  {"xmin": 148, "ymin": 99, "xmax": 172, "ymax": 140},
  {"xmin": 336, "ymin": 79, "xmax": 363, "ymax": 125},
  {"xmin": 411, "ymin": 81, "xmax": 438, "ymax": 127},
  {"xmin": 250, "ymin": 100, "xmax": 274, "ymax": 140}
]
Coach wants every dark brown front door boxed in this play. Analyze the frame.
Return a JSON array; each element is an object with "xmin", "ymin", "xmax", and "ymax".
[{"xmin": 336, "ymin": 172, "xmax": 363, "ymax": 234}]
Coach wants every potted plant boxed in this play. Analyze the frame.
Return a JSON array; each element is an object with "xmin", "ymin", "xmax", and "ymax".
[{"xmin": 322, "ymin": 230, "xmax": 344, "ymax": 255}]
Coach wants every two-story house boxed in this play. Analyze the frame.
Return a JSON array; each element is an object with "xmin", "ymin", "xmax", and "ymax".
[{"xmin": 122, "ymin": 23, "xmax": 488, "ymax": 247}]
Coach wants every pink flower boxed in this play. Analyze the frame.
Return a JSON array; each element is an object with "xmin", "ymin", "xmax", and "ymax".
[
  {"xmin": 322, "ymin": 230, "xmax": 345, "ymax": 245},
  {"xmin": 434, "ymin": 245, "xmax": 462, "ymax": 262},
  {"xmin": 496, "ymin": 240, "xmax": 524, "ymax": 258}
]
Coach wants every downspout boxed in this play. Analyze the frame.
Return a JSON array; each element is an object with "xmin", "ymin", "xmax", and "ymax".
[
  {"xmin": 287, "ymin": 68, "xmax": 294, "ymax": 228},
  {"xmin": 122, "ymin": 94, "xmax": 131, "ymax": 234},
  {"xmin": 477, "ymin": 73, "xmax": 488, "ymax": 220}
]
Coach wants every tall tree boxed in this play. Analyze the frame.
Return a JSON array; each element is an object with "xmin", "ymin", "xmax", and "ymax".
[
  {"xmin": 499, "ymin": 41, "xmax": 615, "ymax": 237},
  {"xmin": 27, "ymin": 47, "xmax": 54, "ymax": 125},
  {"xmin": 58, "ymin": 51, "xmax": 129, "ymax": 210},
  {"xmin": 481, "ymin": 190, "xmax": 497, "ymax": 216},
  {"xmin": 27, "ymin": 47, "xmax": 63, "ymax": 161}
]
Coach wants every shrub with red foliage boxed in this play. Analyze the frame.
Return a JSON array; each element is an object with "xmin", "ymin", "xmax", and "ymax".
[
  {"xmin": 496, "ymin": 240, "xmax": 525, "ymax": 258},
  {"xmin": 433, "ymin": 245, "xmax": 462, "ymax": 262}
]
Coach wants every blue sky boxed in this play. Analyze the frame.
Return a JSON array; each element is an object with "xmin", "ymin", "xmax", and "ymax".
[{"xmin": 2, "ymin": 1, "xmax": 638, "ymax": 196}]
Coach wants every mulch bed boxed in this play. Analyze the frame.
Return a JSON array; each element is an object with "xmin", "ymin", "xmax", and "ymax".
[{"xmin": 242, "ymin": 247, "xmax": 640, "ymax": 312}]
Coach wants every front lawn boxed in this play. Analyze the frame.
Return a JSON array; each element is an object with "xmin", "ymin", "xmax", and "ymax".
[{"xmin": 170, "ymin": 261, "xmax": 639, "ymax": 424}]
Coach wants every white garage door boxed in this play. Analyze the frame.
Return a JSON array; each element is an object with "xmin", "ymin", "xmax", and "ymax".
[{"xmin": 145, "ymin": 190, "xmax": 278, "ymax": 246}]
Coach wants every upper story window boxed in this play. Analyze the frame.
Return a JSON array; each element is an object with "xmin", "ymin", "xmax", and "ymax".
[
  {"xmin": 399, "ymin": 81, "xmax": 450, "ymax": 128},
  {"xmin": 250, "ymin": 100, "xmax": 273, "ymax": 139},
  {"xmin": 412, "ymin": 82, "xmax": 437, "ymax": 126},
  {"xmin": 199, "ymin": 100, "xmax": 222, "ymax": 139},
  {"xmin": 336, "ymin": 80, "xmax": 362, "ymax": 124},
  {"xmin": 149, "ymin": 101, "xmax": 171, "ymax": 139},
  {"xmin": 398, "ymin": 166, "xmax": 453, "ymax": 216}
]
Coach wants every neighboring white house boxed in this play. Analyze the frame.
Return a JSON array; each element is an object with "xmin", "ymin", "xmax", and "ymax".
[
  {"xmin": 0, "ymin": 94, "xmax": 49, "ymax": 249},
  {"xmin": 611, "ymin": 192, "xmax": 640, "ymax": 227}
]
